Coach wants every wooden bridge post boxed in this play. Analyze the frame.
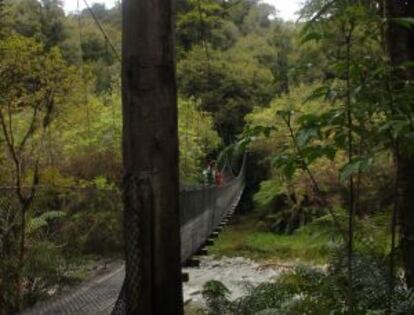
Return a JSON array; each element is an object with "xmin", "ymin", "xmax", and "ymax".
[{"xmin": 113, "ymin": 0, "xmax": 183, "ymax": 314}]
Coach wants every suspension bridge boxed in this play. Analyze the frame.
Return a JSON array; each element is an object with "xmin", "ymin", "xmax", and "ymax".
[{"xmin": 19, "ymin": 157, "xmax": 246, "ymax": 315}]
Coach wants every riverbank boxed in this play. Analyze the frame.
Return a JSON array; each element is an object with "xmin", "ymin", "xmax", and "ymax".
[
  {"xmin": 183, "ymin": 256, "xmax": 292, "ymax": 314},
  {"xmin": 209, "ymin": 214, "xmax": 331, "ymax": 265}
]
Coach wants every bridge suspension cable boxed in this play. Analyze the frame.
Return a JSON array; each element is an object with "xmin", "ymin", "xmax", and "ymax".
[{"xmin": 82, "ymin": 0, "xmax": 121, "ymax": 62}]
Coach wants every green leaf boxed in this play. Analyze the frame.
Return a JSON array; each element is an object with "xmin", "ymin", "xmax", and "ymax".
[
  {"xmin": 320, "ymin": 109, "xmax": 345, "ymax": 126},
  {"xmin": 297, "ymin": 127, "xmax": 320, "ymax": 147},
  {"xmin": 272, "ymin": 154, "xmax": 301, "ymax": 179},
  {"xmin": 243, "ymin": 125, "xmax": 276, "ymax": 138},
  {"xmin": 301, "ymin": 31, "xmax": 324, "ymax": 44},
  {"xmin": 379, "ymin": 119, "xmax": 411, "ymax": 139},
  {"xmin": 297, "ymin": 114, "xmax": 321, "ymax": 126},
  {"xmin": 276, "ymin": 110, "xmax": 293, "ymax": 122},
  {"xmin": 339, "ymin": 157, "xmax": 373, "ymax": 182},
  {"xmin": 400, "ymin": 61, "xmax": 414, "ymax": 70},
  {"xmin": 27, "ymin": 211, "xmax": 66, "ymax": 234},
  {"xmin": 303, "ymin": 86, "xmax": 330, "ymax": 104},
  {"xmin": 302, "ymin": 145, "xmax": 337, "ymax": 163},
  {"xmin": 324, "ymin": 146, "xmax": 337, "ymax": 161},
  {"xmin": 391, "ymin": 17, "xmax": 414, "ymax": 29}
]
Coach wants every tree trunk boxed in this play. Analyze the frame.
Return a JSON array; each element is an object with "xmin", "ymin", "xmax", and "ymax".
[
  {"xmin": 386, "ymin": 0, "xmax": 414, "ymax": 288},
  {"xmin": 112, "ymin": 0, "xmax": 183, "ymax": 314}
]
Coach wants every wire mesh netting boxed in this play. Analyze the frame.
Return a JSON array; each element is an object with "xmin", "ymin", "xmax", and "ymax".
[
  {"xmin": 1, "ymin": 156, "xmax": 247, "ymax": 315},
  {"xmin": 180, "ymin": 155, "xmax": 246, "ymax": 261}
]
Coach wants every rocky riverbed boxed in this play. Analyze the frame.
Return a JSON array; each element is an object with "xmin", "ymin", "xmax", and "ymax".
[
  {"xmin": 183, "ymin": 256, "xmax": 290, "ymax": 307},
  {"xmin": 21, "ymin": 256, "xmax": 293, "ymax": 315}
]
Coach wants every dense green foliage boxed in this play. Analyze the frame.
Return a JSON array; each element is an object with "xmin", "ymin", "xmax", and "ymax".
[
  {"xmin": 228, "ymin": 0, "xmax": 414, "ymax": 313},
  {"xmin": 175, "ymin": 0, "xmax": 292, "ymax": 141},
  {"xmin": 203, "ymin": 253, "xmax": 414, "ymax": 314},
  {"xmin": 0, "ymin": 0, "xmax": 283, "ymax": 312},
  {"xmin": 1, "ymin": 0, "xmax": 414, "ymax": 313}
]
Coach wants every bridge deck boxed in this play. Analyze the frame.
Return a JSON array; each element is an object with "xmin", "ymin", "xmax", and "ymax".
[
  {"xmin": 20, "ymin": 179, "xmax": 245, "ymax": 315},
  {"xmin": 21, "ymin": 266, "xmax": 125, "ymax": 315}
]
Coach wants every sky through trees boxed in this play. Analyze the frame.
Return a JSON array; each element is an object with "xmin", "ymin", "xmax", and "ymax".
[{"xmin": 63, "ymin": 0, "xmax": 301, "ymax": 21}]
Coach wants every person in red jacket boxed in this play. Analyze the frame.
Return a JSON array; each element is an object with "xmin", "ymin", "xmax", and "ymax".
[{"xmin": 214, "ymin": 164, "xmax": 224, "ymax": 186}]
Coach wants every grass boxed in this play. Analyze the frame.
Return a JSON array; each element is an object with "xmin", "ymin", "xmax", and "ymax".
[
  {"xmin": 209, "ymin": 209, "xmax": 394, "ymax": 265},
  {"xmin": 210, "ymin": 215, "xmax": 333, "ymax": 264}
]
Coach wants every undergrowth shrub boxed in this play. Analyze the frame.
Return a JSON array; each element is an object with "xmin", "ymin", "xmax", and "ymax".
[
  {"xmin": 203, "ymin": 249, "xmax": 414, "ymax": 315},
  {"xmin": 202, "ymin": 280, "xmax": 232, "ymax": 314},
  {"xmin": 0, "ymin": 178, "xmax": 123, "ymax": 310},
  {"xmin": 37, "ymin": 178, "xmax": 123, "ymax": 258}
]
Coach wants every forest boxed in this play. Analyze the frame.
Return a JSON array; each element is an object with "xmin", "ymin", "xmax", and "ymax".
[{"xmin": 1, "ymin": 0, "xmax": 414, "ymax": 314}]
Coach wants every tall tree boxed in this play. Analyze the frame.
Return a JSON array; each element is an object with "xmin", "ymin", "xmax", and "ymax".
[
  {"xmin": 40, "ymin": 0, "xmax": 66, "ymax": 50},
  {"xmin": 5, "ymin": 0, "xmax": 42, "ymax": 39},
  {"xmin": 0, "ymin": 35, "xmax": 73, "ymax": 314},
  {"xmin": 112, "ymin": 0, "xmax": 183, "ymax": 314},
  {"xmin": 386, "ymin": 0, "xmax": 414, "ymax": 288},
  {"xmin": 0, "ymin": 0, "xmax": 9, "ymax": 38}
]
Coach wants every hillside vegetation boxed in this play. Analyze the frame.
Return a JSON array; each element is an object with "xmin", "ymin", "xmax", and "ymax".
[{"xmin": 1, "ymin": 0, "xmax": 414, "ymax": 314}]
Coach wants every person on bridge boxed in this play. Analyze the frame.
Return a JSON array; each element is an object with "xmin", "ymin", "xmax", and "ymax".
[
  {"xmin": 215, "ymin": 166, "xmax": 224, "ymax": 186},
  {"xmin": 203, "ymin": 160, "xmax": 214, "ymax": 185}
]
